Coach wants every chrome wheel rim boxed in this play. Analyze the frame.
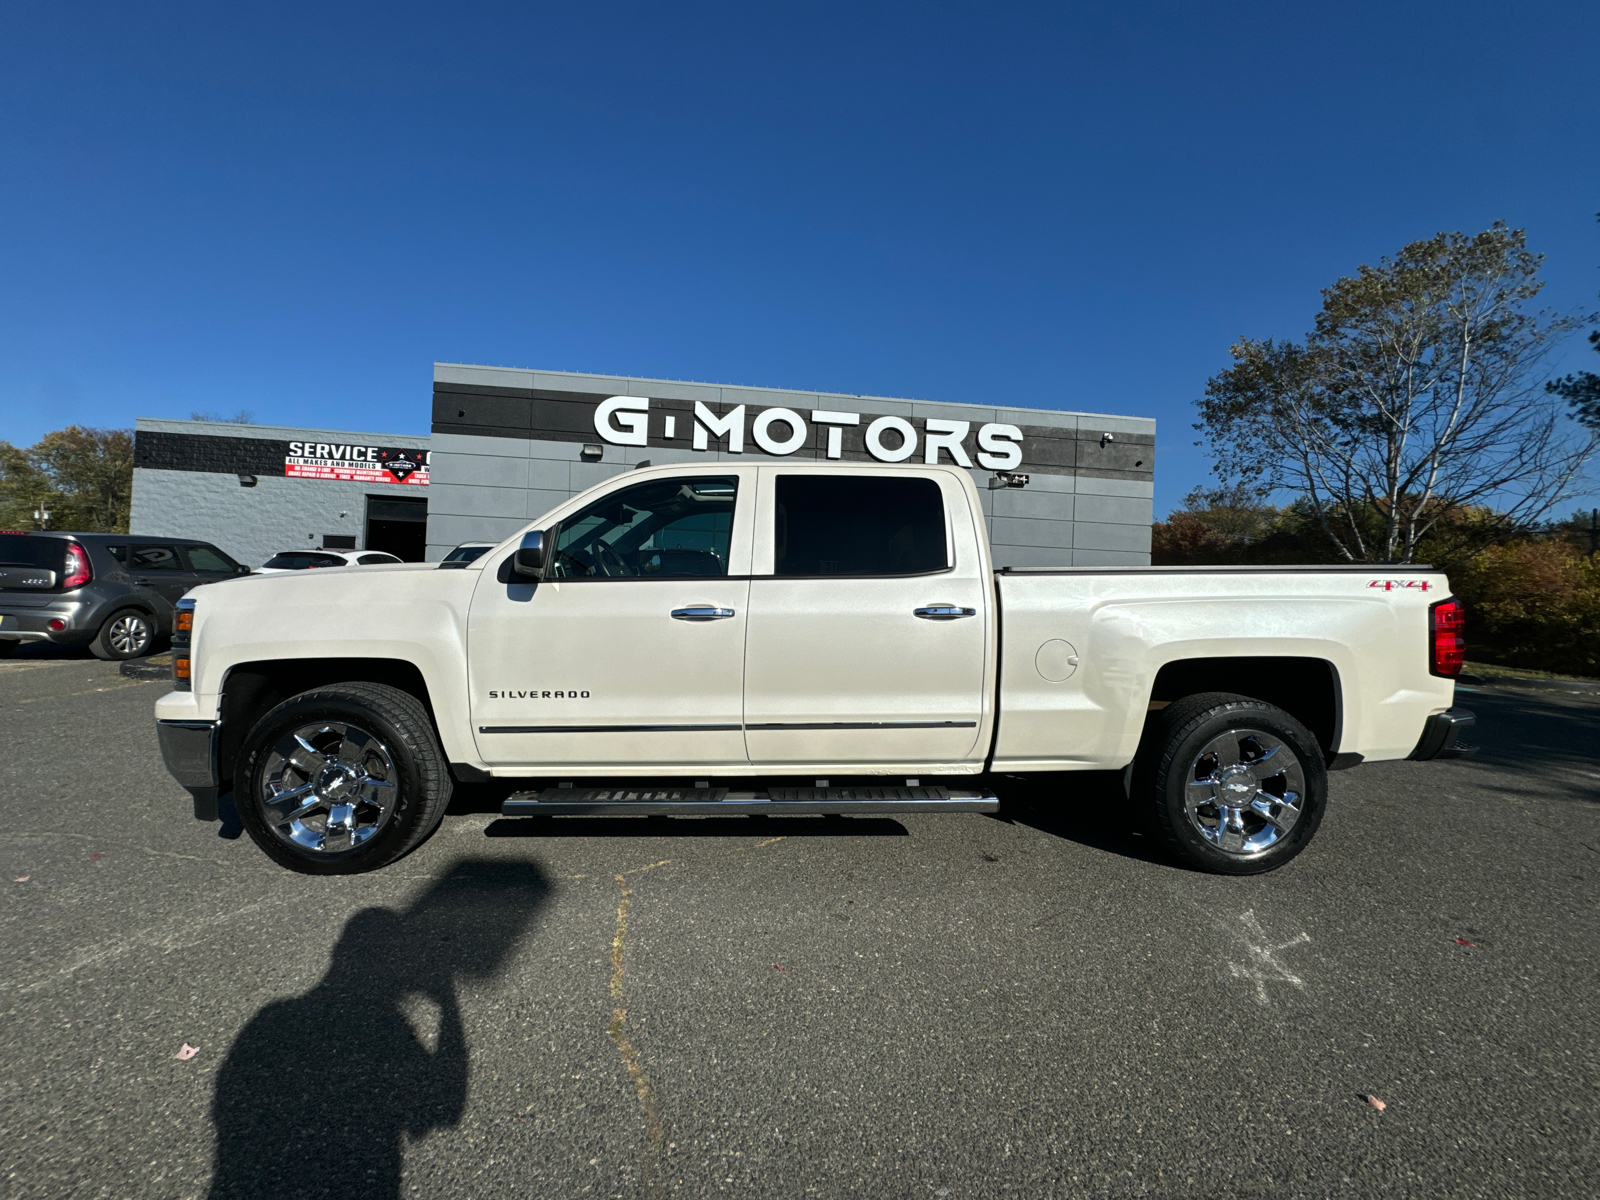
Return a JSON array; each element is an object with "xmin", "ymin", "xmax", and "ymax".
[
  {"xmin": 1184, "ymin": 727, "xmax": 1305, "ymax": 858},
  {"xmin": 257, "ymin": 721, "xmax": 399, "ymax": 853},
  {"xmin": 109, "ymin": 615, "xmax": 150, "ymax": 656}
]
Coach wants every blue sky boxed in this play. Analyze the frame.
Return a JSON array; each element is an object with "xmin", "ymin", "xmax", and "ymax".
[{"xmin": 2, "ymin": 1, "xmax": 1597, "ymax": 517}]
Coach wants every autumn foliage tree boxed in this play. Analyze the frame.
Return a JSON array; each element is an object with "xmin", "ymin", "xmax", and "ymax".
[
  {"xmin": 0, "ymin": 427, "xmax": 135, "ymax": 533},
  {"xmin": 1196, "ymin": 224, "xmax": 1597, "ymax": 563}
]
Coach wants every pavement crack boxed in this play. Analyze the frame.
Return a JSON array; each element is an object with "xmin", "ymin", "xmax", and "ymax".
[{"xmin": 608, "ymin": 871, "xmax": 668, "ymax": 1198}]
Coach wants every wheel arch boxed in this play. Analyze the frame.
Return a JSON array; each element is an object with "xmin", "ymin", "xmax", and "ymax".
[
  {"xmin": 1148, "ymin": 655, "xmax": 1342, "ymax": 757},
  {"xmin": 217, "ymin": 658, "xmax": 439, "ymax": 790}
]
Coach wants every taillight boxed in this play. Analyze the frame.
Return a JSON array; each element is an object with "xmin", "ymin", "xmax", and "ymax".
[
  {"xmin": 62, "ymin": 542, "xmax": 92, "ymax": 589},
  {"xmin": 1429, "ymin": 598, "xmax": 1465, "ymax": 678}
]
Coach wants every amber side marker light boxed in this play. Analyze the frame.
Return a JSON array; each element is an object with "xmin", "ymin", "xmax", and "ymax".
[{"xmin": 172, "ymin": 598, "xmax": 195, "ymax": 690}]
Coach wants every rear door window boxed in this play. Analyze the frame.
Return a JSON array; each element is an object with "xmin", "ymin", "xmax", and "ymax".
[
  {"xmin": 184, "ymin": 545, "xmax": 238, "ymax": 574},
  {"xmin": 357, "ymin": 553, "xmax": 400, "ymax": 565},
  {"xmin": 773, "ymin": 476, "xmax": 948, "ymax": 576},
  {"xmin": 129, "ymin": 545, "xmax": 186, "ymax": 571}
]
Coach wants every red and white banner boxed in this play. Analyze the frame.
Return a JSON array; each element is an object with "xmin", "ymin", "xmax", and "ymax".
[{"xmin": 285, "ymin": 442, "xmax": 430, "ymax": 486}]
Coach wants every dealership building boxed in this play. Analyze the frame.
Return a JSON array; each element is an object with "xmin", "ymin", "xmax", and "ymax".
[{"xmin": 130, "ymin": 364, "xmax": 1155, "ymax": 569}]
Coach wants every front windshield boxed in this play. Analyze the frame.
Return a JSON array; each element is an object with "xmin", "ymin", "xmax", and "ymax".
[{"xmin": 548, "ymin": 477, "xmax": 737, "ymax": 579}]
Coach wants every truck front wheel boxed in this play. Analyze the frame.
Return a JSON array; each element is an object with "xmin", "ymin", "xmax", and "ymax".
[
  {"xmin": 234, "ymin": 682, "xmax": 452, "ymax": 874},
  {"xmin": 1135, "ymin": 692, "xmax": 1327, "ymax": 875}
]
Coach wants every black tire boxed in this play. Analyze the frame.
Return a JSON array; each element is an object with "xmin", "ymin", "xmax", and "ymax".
[
  {"xmin": 234, "ymin": 682, "xmax": 452, "ymax": 875},
  {"xmin": 1134, "ymin": 692, "xmax": 1328, "ymax": 875},
  {"xmin": 90, "ymin": 608, "xmax": 156, "ymax": 660}
]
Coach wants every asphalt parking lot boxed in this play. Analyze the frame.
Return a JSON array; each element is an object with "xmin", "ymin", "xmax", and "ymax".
[{"xmin": 2, "ymin": 653, "xmax": 1596, "ymax": 1200}]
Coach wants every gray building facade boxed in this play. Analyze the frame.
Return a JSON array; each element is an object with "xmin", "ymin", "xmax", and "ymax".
[
  {"xmin": 130, "ymin": 418, "xmax": 432, "ymax": 568},
  {"xmin": 427, "ymin": 364, "xmax": 1155, "ymax": 568}
]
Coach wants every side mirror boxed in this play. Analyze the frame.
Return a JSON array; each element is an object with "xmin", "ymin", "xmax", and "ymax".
[
  {"xmin": 512, "ymin": 530, "xmax": 546, "ymax": 578},
  {"xmin": 236, "ymin": 565, "xmax": 251, "ymax": 575}
]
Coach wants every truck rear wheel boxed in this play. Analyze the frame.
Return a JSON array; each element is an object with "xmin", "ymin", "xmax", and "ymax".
[
  {"xmin": 1135, "ymin": 692, "xmax": 1327, "ymax": 875},
  {"xmin": 234, "ymin": 682, "xmax": 452, "ymax": 874}
]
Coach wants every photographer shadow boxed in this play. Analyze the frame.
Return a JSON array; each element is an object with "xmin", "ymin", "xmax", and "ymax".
[{"xmin": 207, "ymin": 859, "xmax": 548, "ymax": 1199}]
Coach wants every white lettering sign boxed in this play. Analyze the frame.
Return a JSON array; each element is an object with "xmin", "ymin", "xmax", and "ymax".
[
  {"xmin": 589, "ymin": 396, "xmax": 1032, "ymax": 470},
  {"xmin": 923, "ymin": 418, "xmax": 972, "ymax": 467},
  {"xmin": 976, "ymin": 423, "xmax": 1023, "ymax": 470},
  {"xmin": 811, "ymin": 410, "xmax": 859, "ymax": 459},
  {"xmin": 865, "ymin": 415, "xmax": 917, "ymax": 462},
  {"xmin": 693, "ymin": 402, "xmax": 746, "ymax": 453},
  {"xmin": 751, "ymin": 407, "xmax": 807, "ymax": 455},
  {"xmin": 594, "ymin": 396, "xmax": 648, "ymax": 447}
]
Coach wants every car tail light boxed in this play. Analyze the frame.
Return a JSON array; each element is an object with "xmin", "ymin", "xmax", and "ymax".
[
  {"xmin": 48, "ymin": 618, "xmax": 66, "ymax": 631},
  {"xmin": 1429, "ymin": 598, "xmax": 1465, "ymax": 677},
  {"xmin": 62, "ymin": 542, "xmax": 92, "ymax": 589}
]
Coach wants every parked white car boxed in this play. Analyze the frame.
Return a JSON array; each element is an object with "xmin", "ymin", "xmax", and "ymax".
[
  {"xmin": 156, "ymin": 461, "xmax": 1472, "ymax": 877},
  {"xmin": 440, "ymin": 541, "xmax": 496, "ymax": 565},
  {"xmin": 255, "ymin": 550, "xmax": 404, "ymax": 574}
]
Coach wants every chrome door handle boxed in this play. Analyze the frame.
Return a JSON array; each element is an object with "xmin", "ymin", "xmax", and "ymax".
[
  {"xmin": 671, "ymin": 606, "xmax": 736, "ymax": 621},
  {"xmin": 914, "ymin": 604, "xmax": 977, "ymax": 620}
]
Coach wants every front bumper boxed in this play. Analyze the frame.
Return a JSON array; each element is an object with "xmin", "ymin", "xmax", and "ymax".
[
  {"xmin": 157, "ymin": 719, "xmax": 222, "ymax": 819},
  {"xmin": 1408, "ymin": 708, "xmax": 1476, "ymax": 761}
]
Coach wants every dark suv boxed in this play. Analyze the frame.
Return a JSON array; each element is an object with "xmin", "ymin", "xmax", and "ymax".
[{"xmin": 0, "ymin": 532, "xmax": 247, "ymax": 660}]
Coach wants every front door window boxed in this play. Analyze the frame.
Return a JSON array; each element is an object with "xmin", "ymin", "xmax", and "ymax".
[{"xmin": 549, "ymin": 476, "xmax": 737, "ymax": 579}]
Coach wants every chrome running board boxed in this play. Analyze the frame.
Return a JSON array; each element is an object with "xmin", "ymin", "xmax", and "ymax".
[{"xmin": 500, "ymin": 784, "xmax": 999, "ymax": 817}]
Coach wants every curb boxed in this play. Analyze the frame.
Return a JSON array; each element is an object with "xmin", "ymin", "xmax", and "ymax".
[{"xmin": 120, "ymin": 653, "xmax": 173, "ymax": 682}]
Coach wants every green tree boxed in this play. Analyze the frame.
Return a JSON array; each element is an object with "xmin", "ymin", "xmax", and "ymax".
[
  {"xmin": 1546, "ymin": 211, "xmax": 1600, "ymax": 430},
  {"xmin": 0, "ymin": 442, "xmax": 55, "ymax": 531},
  {"xmin": 1197, "ymin": 223, "xmax": 1597, "ymax": 563},
  {"xmin": 0, "ymin": 427, "xmax": 135, "ymax": 533}
]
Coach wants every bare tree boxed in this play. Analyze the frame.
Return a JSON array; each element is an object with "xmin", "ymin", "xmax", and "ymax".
[{"xmin": 1197, "ymin": 223, "xmax": 1598, "ymax": 562}]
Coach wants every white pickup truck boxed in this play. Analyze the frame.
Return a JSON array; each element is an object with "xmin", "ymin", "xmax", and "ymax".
[{"xmin": 154, "ymin": 461, "xmax": 1473, "ymax": 876}]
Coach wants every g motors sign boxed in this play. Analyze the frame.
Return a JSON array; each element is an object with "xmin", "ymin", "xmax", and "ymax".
[
  {"xmin": 592, "ymin": 396, "xmax": 1024, "ymax": 469},
  {"xmin": 285, "ymin": 441, "xmax": 431, "ymax": 485}
]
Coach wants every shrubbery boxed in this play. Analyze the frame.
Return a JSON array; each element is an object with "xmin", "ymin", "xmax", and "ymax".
[
  {"xmin": 1446, "ymin": 538, "xmax": 1600, "ymax": 676},
  {"xmin": 1153, "ymin": 493, "xmax": 1600, "ymax": 677}
]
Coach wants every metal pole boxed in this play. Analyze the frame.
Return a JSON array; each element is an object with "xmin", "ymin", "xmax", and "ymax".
[{"xmin": 1590, "ymin": 507, "xmax": 1597, "ymax": 556}]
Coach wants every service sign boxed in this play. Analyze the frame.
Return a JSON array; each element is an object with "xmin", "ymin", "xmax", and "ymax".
[{"xmin": 285, "ymin": 441, "xmax": 431, "ymax": 486}]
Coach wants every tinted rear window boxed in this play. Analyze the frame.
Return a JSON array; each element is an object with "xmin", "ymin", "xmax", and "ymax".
[
  {"xmin": 442, "ymin": 544, "xmax": 491, "ymax": 563},
  {"xmin": 130, "ymin": 545, "xmax": 184, "ymax": 571},
  {"xmin": 262, "ymin": 553, "xmax": 345, "ymax": 569},
  {"xmin": 0, "ymin": 534, "xmax": 66, "ymax": 572},
  {"xmin": 774, "ymin": 476, "xmax": 948, "ymax": 577},
  {"xmin": 186, "ymin": 546, "xmax": 237, "ymax": 573}
]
